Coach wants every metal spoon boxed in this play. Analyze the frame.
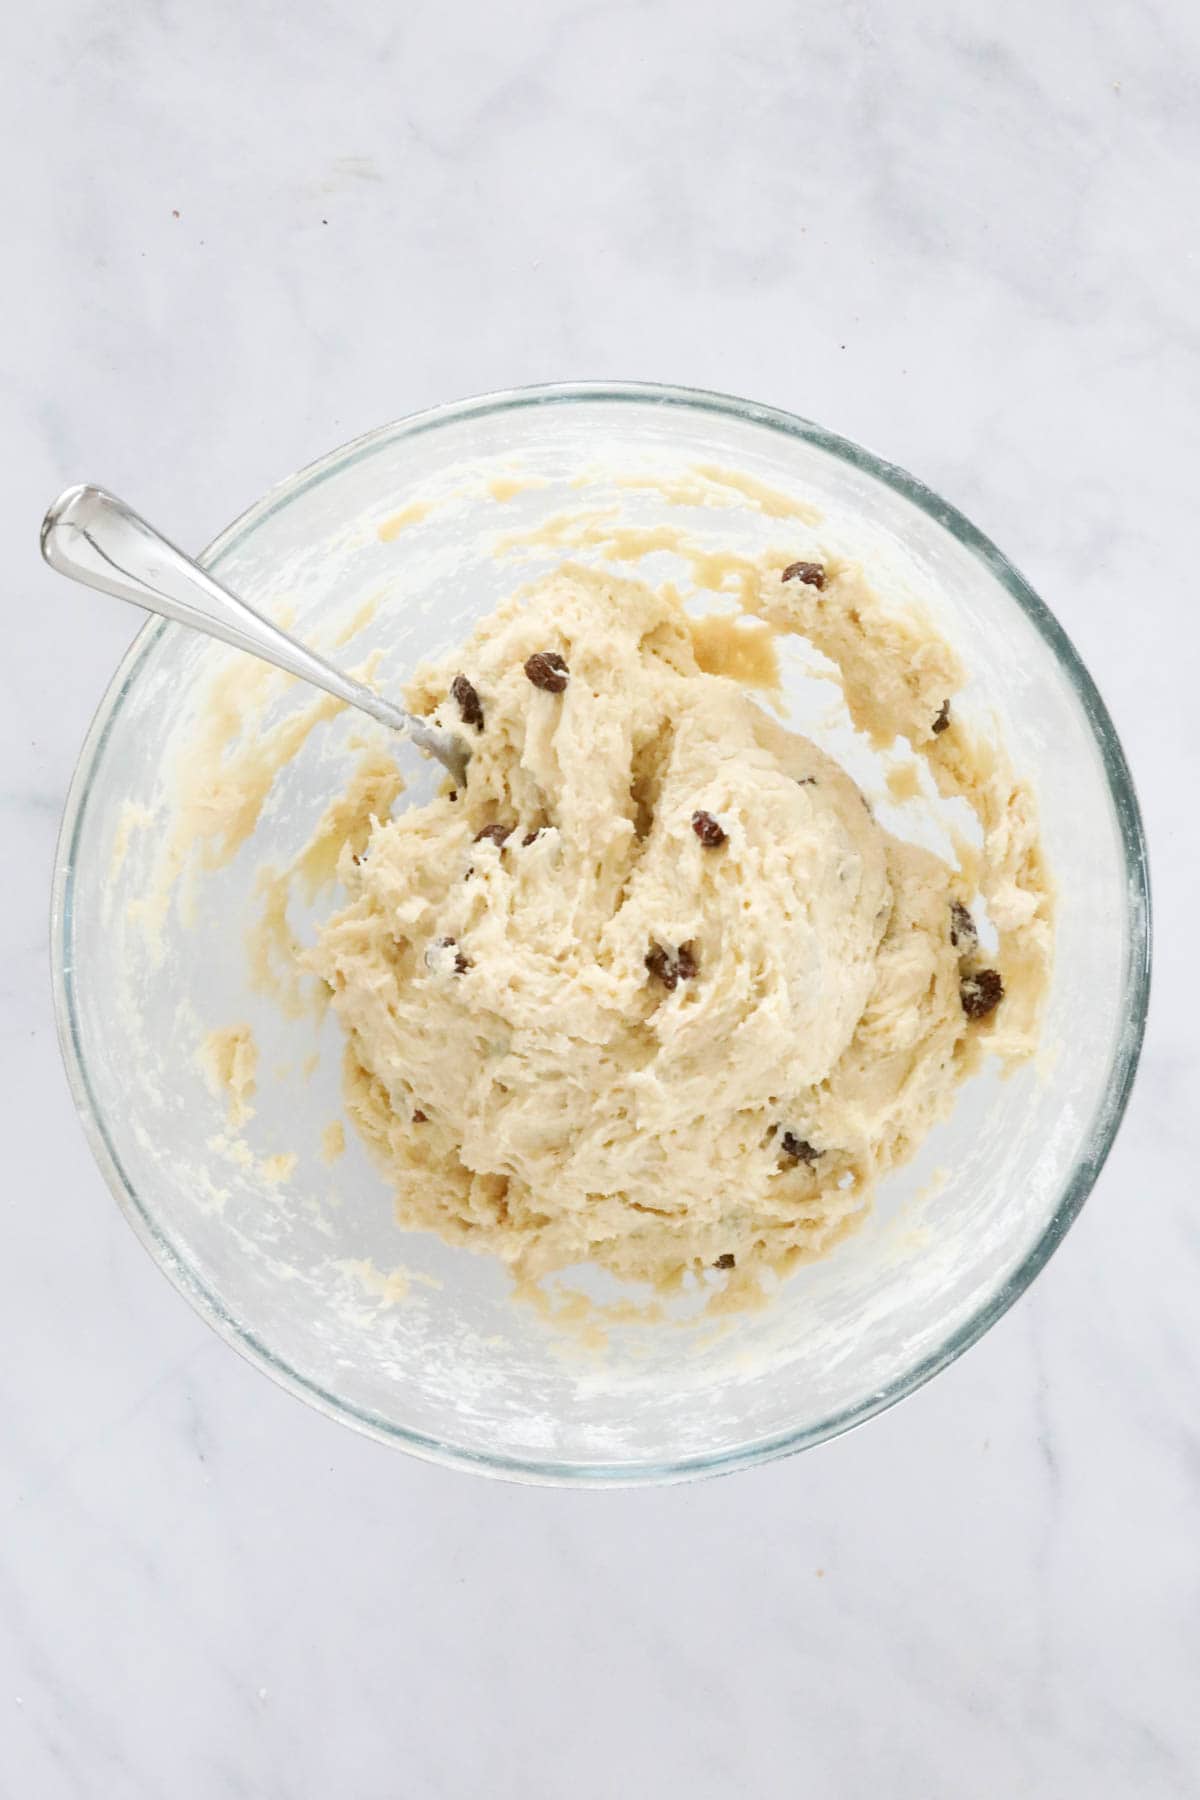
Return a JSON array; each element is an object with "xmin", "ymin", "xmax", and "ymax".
[{"xmin": 40, "ymin": 484, "xmax": 470, "ymax": 784}]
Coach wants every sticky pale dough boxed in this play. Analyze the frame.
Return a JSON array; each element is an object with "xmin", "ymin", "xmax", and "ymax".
[{"xmin": 311, "ymin": 559, "xmax": 1050, "ymax": 1294}]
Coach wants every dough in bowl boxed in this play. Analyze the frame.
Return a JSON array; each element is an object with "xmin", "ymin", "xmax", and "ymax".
[{"xmin": 310, "ymin": 555, "xmax": 1050, "ymax": 1300}]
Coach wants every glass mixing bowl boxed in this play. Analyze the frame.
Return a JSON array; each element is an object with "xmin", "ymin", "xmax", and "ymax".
[{"xmin": 51, "ymin": 383, "xmax": 1150, "ymax": 1485}]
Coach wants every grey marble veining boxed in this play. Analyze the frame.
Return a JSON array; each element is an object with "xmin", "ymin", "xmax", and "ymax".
[{"xmin": 2, "ymin": 0, "xmax": 1197, "ymax": 1794}]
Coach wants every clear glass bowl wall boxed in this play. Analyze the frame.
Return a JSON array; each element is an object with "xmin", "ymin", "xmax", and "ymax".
[{"xmin": 53, "ymin": 387, "xmax": 1149, "ymax": 1483}]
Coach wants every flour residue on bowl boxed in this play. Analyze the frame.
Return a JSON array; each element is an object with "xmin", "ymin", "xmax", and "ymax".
[{"xmin": 199, "ymin": 1022, "xmax": 258, "ymax": 1127}]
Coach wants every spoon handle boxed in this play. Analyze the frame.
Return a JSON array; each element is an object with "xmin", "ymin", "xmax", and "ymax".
[{"xmin": 40, "ymin": 484, "xmax": 467, "ymax": 779}]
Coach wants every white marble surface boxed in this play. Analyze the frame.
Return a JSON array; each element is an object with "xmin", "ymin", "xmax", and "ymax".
[{"xmin": 2, "ymin": 0, "xmax": 1197, "ymax": 1792}]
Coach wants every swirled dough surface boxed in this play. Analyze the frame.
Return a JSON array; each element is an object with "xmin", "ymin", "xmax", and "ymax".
[{"xmin": 310, "ymin": 557, "xmax": 1049, "ymax": 1294}]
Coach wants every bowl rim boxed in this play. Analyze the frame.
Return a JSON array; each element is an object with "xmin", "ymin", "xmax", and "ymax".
[{"xmin": 49, "ymin": 379, "xmax": 1153, "ymax": 1486}]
